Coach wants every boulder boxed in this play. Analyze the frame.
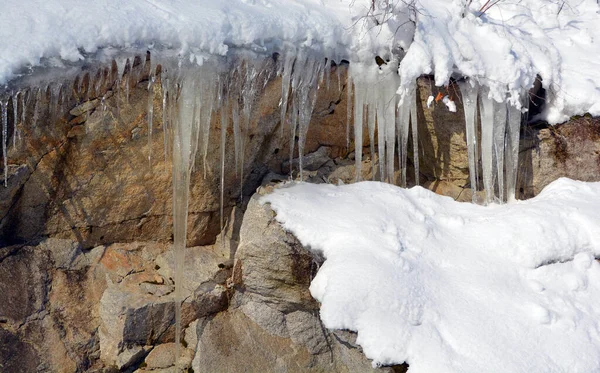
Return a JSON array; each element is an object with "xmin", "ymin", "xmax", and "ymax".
[{"xmin": 191, "ymin": 193, "xmax": 402, "ymax": 373}]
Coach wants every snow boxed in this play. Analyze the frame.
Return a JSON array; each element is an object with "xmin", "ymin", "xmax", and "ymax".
[
  {"xmin": 263, "ymin": 178, "xmax": 600, "ymax": 372},
  {"xmin": 2, "ymin": 0, "xmax": 600, "ymax": 122},
  {"xmin": 399, "ymin": 0, "xmax": 600, "ymax": 123}
]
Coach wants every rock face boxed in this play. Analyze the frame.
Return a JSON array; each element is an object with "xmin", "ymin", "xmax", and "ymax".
[
  {"xmin": 0, "ymin": 56, "xmax": 352, "ymax": 249},
  {"xmin": 1, "ymin": 53, "xmax": 599, "ymax": 373}
]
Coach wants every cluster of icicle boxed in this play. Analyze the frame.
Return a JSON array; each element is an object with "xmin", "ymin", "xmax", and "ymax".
[
  {"xmin": 458, "ymin": 81, "xmax": 527, "ymax": 204},
  {"xmin": 157, "ymin": 49, "xmax": 336, "ymax": 369},
  {"xmin": 348, "ymin": 61, "xmax": 419, "ymax": 186}
]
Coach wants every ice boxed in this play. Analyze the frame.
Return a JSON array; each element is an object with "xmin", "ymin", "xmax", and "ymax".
[
  {"xmin": 280, "ymin": 52, "xmax": 294, "ymax": 136},
  {"xmin": 161, "ymin": 76, "xmax": 169, "ymax": 162},
  {"xmin": 147, "ymin": 74, "xmax": 155, "ymax": 167},
  {"xmin": 397, "ymin": 85, "xmax": 411, "ymax": 187},
  {"xmin": 409, "ymin": 84, "xmax": 419, "ymax": 186},
  {"xmin": 12, "ymin": 92, "xmax": 18, "ymax": 150},
  {"xmin": 506, "ymin": 99, "xmax": 524, "ymax": 202},
  {"xmin": 349, "ymin": 64, "xmax": 365, "ymax": 181},
  {"xmin": 296, "ymin": 56, "xmax": 322, "ymax": 180},
  {"xmin": 382, "ymin": 71, "xmax": 398, "ymax": 184},
  {"xmin": 458, "ymin": 80, "xmax": 480, "ymax": 201},
  {"xmin": 367, "ymin": 85, "xmax": 376, "ymax": 179},
  {"xmin": 220, "ymin": 102, "xmax": 228, "ymax": 233},
  {"xmin": 171, "ymin": 74, "xmax": 195, "ymax": 371},
  {"xmin": 479, "ymin": 89, "xmax": 495, "ymax": 204},
  {"xmin": 345, "ymin": 70, "xmax": 352, "ymax": 150},
  {"xmin": 493, "ymin": 100, "xmax": 508, "ymax": 202},
  {"xmin": 232, "ymin": 99, "xmax": 241, "ymax": 177},
  {"xmin": 1, "ymin": 100, "xmax": 7, "ymax": 187}
]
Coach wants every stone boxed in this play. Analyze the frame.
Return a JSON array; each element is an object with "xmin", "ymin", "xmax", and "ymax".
[
  {"xmin": 144, "ymin": 343, "xmax": 176, "ymax": 369},
  {"xmin": 97, "ymin": 242, "xmax": 229, "ymax": 367},
  {"xmin": 235, "ymin": 195, "xmax": 320, "ymax": 313},
  {"xmin": 282, "ymin": 146, "xmax": 332, "ymax": 173},
  {"xmin": 0, "ymin": 328, "xmax": 40, "ymax": 373},
  {"xmin": 518, "ymin": 117, "xmax": 600, "ymax": 198}
]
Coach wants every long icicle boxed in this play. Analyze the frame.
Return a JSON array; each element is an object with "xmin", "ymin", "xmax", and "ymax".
[
  {"xmin": 409, "ymin": 84, "xmax": 419, "ymax": 186},
  {"xmin": 479, "ymin": 89, "xmax": 495, "ymax": 204},
  {"xmin": 458, "ymin": 80, "xmax": 480, "ymax": 202},
  {"xmin": 493, "ymin": 100, "xmax": 507, "ymax": 202},
  {"xmin": 367, "ymin": 84, "xmax": 377, "ymax": 180},
  {"xmin": 12, "ymin": 92, "xmax": 18, "ymax": 150},
  {"xmin": 397, "ymin": 85, "xmax": 411, "ymax": 187},
  {"xmin": 383, "ymin": 68, "xmax": 398, "ymax": 184},
  {"xmin": 173, "ymin": 75, "xmax": 194, "ymax": 371},
  {"xmin": 506, "ymin": 97, "xmax": 523, "ymax": 202},
  {"xmin": 147, "ymin": 74, "xmax": 155, "ymax": 168},
  {"xmin": 297, "ymin": 56, "xmax": 322, "ymax": 180},
  {"xmin": 346, "ymin": 69, "xmax": 353, "ymax": 151},
  {"xmin": 351, "ymin": 65, "xmax": 364, "ymax": 182},
  {"xmin": 2, "ymin": 100, "xmax": 7, "ymax": 187},
  {"xmin": 280, "ymin": 53, "xmax": 295, "ymax": 136},
  {"xmin": 220, "ymin": 102, "xmax": 228, "ymax": 235}
]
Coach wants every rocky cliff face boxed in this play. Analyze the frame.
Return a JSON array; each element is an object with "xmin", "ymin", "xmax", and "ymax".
[{"xmin": 0, "ymin": 54, "xmax": 599, "ymax": 372}]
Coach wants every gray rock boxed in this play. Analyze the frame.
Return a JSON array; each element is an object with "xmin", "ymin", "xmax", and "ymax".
[
  {"xmin": 144, "ymin": 343, "xmax": 176, "ymax": 369},
  {"xmin": 283, "ymin": 146, "xmax": 332, "ymax": 173},
  {"xmin": 235, "ymin": 195, "xmax": 319, "ymax": 313}
]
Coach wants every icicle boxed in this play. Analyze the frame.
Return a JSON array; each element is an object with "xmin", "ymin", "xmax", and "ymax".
[
  {"xmin": 346, "ymin": 71, "xmax": 353, "ymax": 150},
  {"xmin": 2, "ymin": 100, "xmax": 7, "ymax": 187},
  {"xmin": 12, "ymin": 93, "xmax": 18, "ymax": 150},
  {"xmin": 383, "ymin": 71, "xmax": 399, "ymax": 184},
  {"xmin": 124, "ymin": 59, "xmax": 131, "ymax": 106},
  {"xmin": 506, "ymin": 99, "xmax": 523, "ymax": 203},
  {"xmin": 172, "ymin": 75, "xmax": 194, "ymax": 372},
  {"xmin": 366, "ymin": 86, "xmax": 377, "ymax": 180},
  {"xmin": 296, "ymin": 56, "xmax": 322, "ymax": 180},
  {"xmin": 32, "ymin": 88, "xmax": 41, "ymax": 128},
  {"xmin": 479, "ymin": 89, "xmax": 495, "ymax": 204},
  {"xmin": 280, "ymin": 53, "xmax": 294, "ymax": 136},
  {"xmin": 458, "ymin": 80, "xmax": 480, "ymax": 202},
  {"xmin": 397, "ymin": 86, "xmax": 411, "ymax": 187},
  {"xmin": 201, "ymin": 81, "xmax": 215, "ymax": 179},
  {"xmin": 20, "ymin": 91, "xmax": 25, "ymax": 140},
  {"xmin": 409, "ymin": 85, "xmax": 419, "ymax": 186},
  {"xmin": 351, "ymin": 66, "xmax": 364, "ymax": 182},
  {"xmin": 147, "ymin": 74, "xmax": 155, "ymax": 168},
  {"xmin": 232, "ymin": 100, "xmax": 241, "ymax": 177},
  {"xmin": 324, "ymin": 58, "xmax": 331, "ymax": 90},
  {"xmin": 220, "ymin": 103, "xmax": 228, "ymax": 234},
  {"xmin": 162, "ymin": 76, "xmax": 169, "ymax": 162},
  {"xmin": 50, "ymin": 84, "xmax": 62, "ymax": 126},
  {"xmin": 493, "ymin": 100, "xmax": 507, "ymax": 202},
  {"xmin": 375, "ymin": 90, "xmax": 386, "ymax": 182},
  {"xmin": 337, "ymin": 63, "xmax": 342, "ymax": 93}
]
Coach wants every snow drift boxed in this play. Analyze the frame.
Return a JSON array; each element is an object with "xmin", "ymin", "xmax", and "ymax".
[{"xmin": 263, "ymin": 178, "xmax": 600, "ymax": 372}]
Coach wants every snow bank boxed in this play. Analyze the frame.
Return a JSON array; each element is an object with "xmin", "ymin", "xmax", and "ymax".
[{"xmin": 263, "ymin": 178, "xmax": 600, "ymax": 372}]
